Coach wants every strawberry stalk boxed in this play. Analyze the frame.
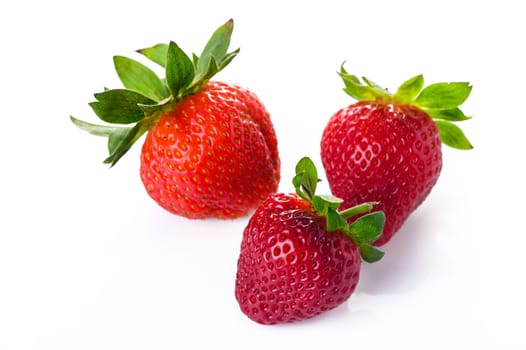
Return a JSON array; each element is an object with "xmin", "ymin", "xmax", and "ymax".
[
  {"xmin": 339, "ymin": 64, "xmax": 473, "ymax": 150},
  {"xmin": 71, "ymin": 19, "xmax": 239, "ymax": 166},
  {"xmin": 293, "ymin": 157, "xmax": 385, "ymax": 262},
  {"xmin": 338, "ymin": 202, "xmax": 378, "ymax": 219}
]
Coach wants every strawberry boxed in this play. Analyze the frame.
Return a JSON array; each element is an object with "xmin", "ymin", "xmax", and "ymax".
[
  {"xmin": 235, "ymin": 157, "xmax": 385, "ymax": 324},
  {"xmin": 71, "ymin": 20, "xmax": 280, "ymax": 219},
  {"xmin": 320, "ymin": 66, "xmax": 473, "ymax": 245}
]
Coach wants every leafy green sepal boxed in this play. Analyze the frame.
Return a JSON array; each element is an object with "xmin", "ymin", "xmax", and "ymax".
[
  {"xmin": 292, "ymin": 157, "xmax": 385, "ymax": 262},
  {"xmin": 359, "ymin": 244, "xmax": 385, "ymax": 263},
  {"xmin": 72, "ymin": 19, "xmax": 239, "ymax": 166},
  {"xmin": 338, "ymin": 63, "xmax": 474, "ymax": 150}
]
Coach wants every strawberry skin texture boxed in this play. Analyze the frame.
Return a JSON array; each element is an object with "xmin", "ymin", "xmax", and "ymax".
[
  {"xmin": 140, "ymin": 81, "xmax": 280, "ymax": 219},
  {"xmin": 235, "ymin": 193, "xmax": 361, "ymax": 324},
  {"xmin": 321, "ymin": 101, "xmax": 443, "ymax": 246}
]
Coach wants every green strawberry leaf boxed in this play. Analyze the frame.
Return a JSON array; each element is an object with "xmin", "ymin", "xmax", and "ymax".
[
  {"xmin": 113, "ymin": 55, "xmax": 168, "ymax": 102},
  {"xmin": 312, "ymin": 194, "xmax": 343, "ymax": 213},
  {"xmin": 217, "ymin": 48, "xmax": 240, "ymax": 71},
  {"xmin": 74, "ymin": 20, "xmax": 240, "ymax": 167},
  {"xmin": 337, "ymin": 69, "xmax": 475, "ymax": 156},
  {"xmin": 340, "ymin": 71, "xmax": 380, "ymax": 101},
  {"xmin": 107, "ymin": 126, "xmax": 133, "ymax": 155},
  {"xmin": 362, "ymin": 76, "xmax": 387, "ymax": 93},
  {"xmin": 137, "ymin": 97, "xmax": 174, "ymax": 115},
  {"xmin": 326, "ymin": 207, "xmax": 348, "ymax": 231},
  {"xmin": 339, "ymin": 64, "xmax": 393, "ymax": 101},
  {"xmin": 293, "ymin": 157, "xmax": 318, "ymax": 201},
  {"xmin": 359, "ymin": 244, "xmax": 385, "ymax": 263},
  {"xmin": 103, "ymin": 117, "xmax": 155, "ymax": 166},
  {"xmin": 103, "ymin": 123, "xmax": 142, "ymax": 166},
  {"xmin": 198, "ymin": 55, "xmax": 219, "ymax": 85},
  {"xmin": 165, "ymin": 41, "xmax": 195, "ymax": 99},
  {"xmin": 70, "ymin": 116, "xmax": 133, "ymax": 161},
  {"xmin": 435, "ymin": 120, "xmax": 473, "ymax": 150},
  {"xmin": 136, "ymin": 43, "xmax": 168, "ymax": 68},
  {"xmin": 347, "ymin": 211, "xmax": 385, "ymax": 245},
  {"xmin": 395, "ymin": 74, "xmax": 424, "ymax": 103},
  {"xmin": 70, "ymin": 116, "xmax": 125, "ymax": 137},
  {"xmin": 290, "ymin": 156, "xmax": 385, "ymax": 263},
  {"xmin": 197, "ymin": 18, "xmax": 234, "ymax": 78},
  {"xmin": 414, "ymin": 82, "xmax": 472, "ymax": 109},
  {"xmin": 89, "ymin": 89, "xmax": 155, "ymax": 124},
  {"xmin": 192, "ymin": 53, "xmax": 199, "ymax": 66},
  {"xmin": 424, "ymin": 107, "xmax": 471, "ymax": 121}
]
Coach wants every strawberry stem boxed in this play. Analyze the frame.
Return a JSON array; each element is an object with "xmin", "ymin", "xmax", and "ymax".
[{"xmin": 339, "ymin": 202, "xmax": 378, "ymax": 220}]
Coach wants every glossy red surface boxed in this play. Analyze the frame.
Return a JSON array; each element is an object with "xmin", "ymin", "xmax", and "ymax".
[
  {"xmin": 235, "ymin": 193, "xmax": 361, "ymax": 324},
  {"xmin": 321, "ymin": 101, "xmax": 442, "ymax": 245}
]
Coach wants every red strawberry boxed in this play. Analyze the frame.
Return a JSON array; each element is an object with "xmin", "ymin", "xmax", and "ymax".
[
  {"xmin": 235, "ymin": 157, "xmax": 385, "ymax": 324},
  {"xmin": 71, "ymin": 20, "xmax": 280, "ymax": 219},
  {"xmin": 321, "ymin": 67, "xmax": 473, "ymax": 245}
]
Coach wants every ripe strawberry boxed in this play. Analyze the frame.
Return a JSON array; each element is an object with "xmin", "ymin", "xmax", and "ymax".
[
  {"xmin": 321, "ymin": 67, "xmax": 473, "ymax": 245},
  {"xmin": 235, "ymin": 157, "xmax": 385, "ymax": 324},
  {"xmin": 71, "ymin": 20, "xmax": 280, "ymax": 219}
]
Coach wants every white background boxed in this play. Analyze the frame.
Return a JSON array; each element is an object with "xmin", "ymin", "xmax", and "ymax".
[{"xmin": 1, "ymin": 1, "xmax": 524, "ymax": 349}]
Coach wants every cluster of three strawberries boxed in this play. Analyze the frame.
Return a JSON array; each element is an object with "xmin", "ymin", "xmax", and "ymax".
[{"xmin": 71, "ymin": 19, "xmax": 473, "ymax": 324}]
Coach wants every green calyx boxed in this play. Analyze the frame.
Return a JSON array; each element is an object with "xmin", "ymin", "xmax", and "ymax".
[
  {"xmin": 339, "ymin": 63, "xmax": 474, "ymax": 150},
  {"xmin": 293, "ymin": 157, "xmax": 386, "ymax": 263},
  {"xmin": 70, "ymin": 19, "xmax": 239, "ymax": 166}
]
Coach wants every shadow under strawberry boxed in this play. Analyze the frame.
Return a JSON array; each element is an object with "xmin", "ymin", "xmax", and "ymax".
[{"xmin": 356, "ymin": 207, "xmax": 438, "ymax": 295}]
